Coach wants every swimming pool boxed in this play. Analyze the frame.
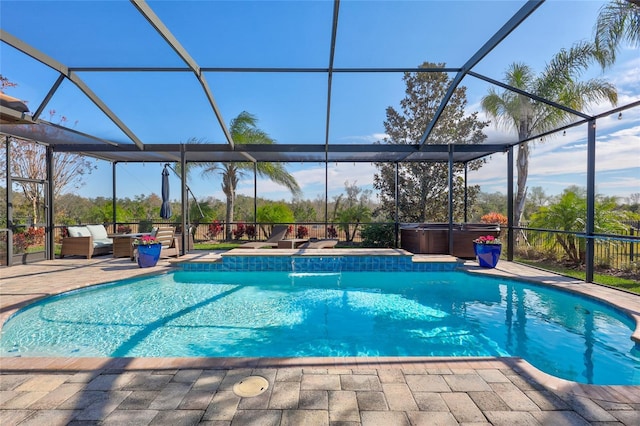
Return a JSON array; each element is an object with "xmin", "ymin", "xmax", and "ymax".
[{"xmin": 1, "ymin": 268, "xmax": 638, "ymax": 385}]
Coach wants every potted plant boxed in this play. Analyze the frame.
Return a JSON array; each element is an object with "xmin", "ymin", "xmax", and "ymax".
[
  {"xmin": 133, "ymin": 235, "xmax": 161, "ymax": 268},
  {"xmin": 473, "ymin": 235, "xmax": 502, "ymax": 268}
]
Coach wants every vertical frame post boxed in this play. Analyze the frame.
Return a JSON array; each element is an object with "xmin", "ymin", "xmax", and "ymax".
[
  {"xmin": 112, "ymin": 162, "xmax": 117, "ymax": 234},
  {"xmin": 46, "ymin": 145, "xmax": 54, "ymax": 260},
  {"xmin": 507, "ymin": 146, "xmax": 514, "ymax": 261},
  {"xmin": 325, "ymin": 161, "xmax": 329, "ymax": 239},
  {"xmin": 448, "ymin": 145, "xmax": 454, "ymax": 255},
  {"xmin": 5, "ymin": 136, "xmax": 13, "ymax": 266},
  {"xmin": 585, "ymin": 120, "xmax": 596, "ymax": 283},
  {"xmin": 395, "ymin": 162, "xmax": 399, "ymax": 247},
  {"xmin": 464, "ymin": 162, "xmax": 468, "ymax": 223},
  {"xmin": 181, "ymin": 145, "xmax": 188, "ymax": 255},
  {"xmin": 253, "ymin": 162, "xmax": 257, "ymax": 234}
]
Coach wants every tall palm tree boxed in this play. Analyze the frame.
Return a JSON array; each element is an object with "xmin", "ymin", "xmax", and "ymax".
[
  {"xmin": 594, "ymin": 0, "xmax": 640, "ymax": 68},
  {"xmin": 201, "ymin": 111, "xmax": 301, "ymax": 240},
  {"xmin": 481, "ymin": 41, "xmax": 617, "ymax": 228}
]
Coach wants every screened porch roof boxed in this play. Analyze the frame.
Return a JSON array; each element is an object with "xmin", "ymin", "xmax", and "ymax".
[{"xmin": 0, "ymin": 0, "xmax": 637, "ymax": 165}]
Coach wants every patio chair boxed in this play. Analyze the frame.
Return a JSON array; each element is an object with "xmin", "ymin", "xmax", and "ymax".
[
  {"xmin": 299, "ymin": 238, "xmax": 339, "ymax": 249},
  {"xmin": 236, "ymin": 225, "xmax": 289, "ymax": 249},
  {"xmin": 152, "ymin": 226, "xmax": 180, "ymax": 258}
]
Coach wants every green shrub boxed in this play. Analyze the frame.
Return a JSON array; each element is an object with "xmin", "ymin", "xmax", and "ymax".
[
  {"xmin": 257, "ymin": 202, "xmax": 294, "ymax": 224},
  {"xmin": 361, "ymin": 223, "xmax": 395, "ymax": 248},
  {"xmin": 138, "ymin": 219, "xmax": 154, "ymax": 233}
]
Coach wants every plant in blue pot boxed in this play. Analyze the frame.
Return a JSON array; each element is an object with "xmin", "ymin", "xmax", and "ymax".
[
  {"xmin": 473, "ymin": 235, "xmax": 502, "ymax": 268},
  {"xmin": 133, "ymin": 234, "xmax": 162, "ymax": 268}
]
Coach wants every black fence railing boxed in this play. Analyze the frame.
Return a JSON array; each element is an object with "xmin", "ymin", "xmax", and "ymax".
[
  {"xmin": 43, "ymin": 222, "xmax": 363, "ymax": 244},
  {"xmin": 4, "ymin": 221, "xmax": 638, "ymax": 278},
  {"xmin": 515, "ymin": 227, "xmax": 639, "ymax": 271}
]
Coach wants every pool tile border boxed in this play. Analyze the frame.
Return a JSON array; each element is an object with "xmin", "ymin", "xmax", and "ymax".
[{"xmin": 180, "ymin": 253, "xmax": 462, "ymax": 272}]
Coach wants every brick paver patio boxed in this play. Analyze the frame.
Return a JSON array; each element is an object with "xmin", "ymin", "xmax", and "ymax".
[{"xmin": 1, "ymin": 254, "xmax": 639, "ymax": 425}]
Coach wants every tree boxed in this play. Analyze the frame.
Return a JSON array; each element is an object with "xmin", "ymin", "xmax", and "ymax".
[
  {"xmin": 529, "ymin": 187, "xmax": 634, "ymax": 265},
  {"xmin": 471, "ymin": 191, "xmax": 508, "ymax": 221},
  {"xmin": 593, "ymin": 0, "xmax": 640, "ymax": 68},
  {"xmin": 627, "ymin": 193, "xmax": 640, "ymax": 214},
  {"xmin": 332, "ymin": 180, "xmax": 373, "ymax": 242},
  {"xmin": 525, "ymin": 186, "xmax": 551, "ymax": 220},
  {"xmin": 1, "ymin": 135, "xmax": 96, "ymax": 225},
  {"xmin": 481, "ymin": 42, "xmax": 618, "ymax": 228},
  {"xmin": 200, "ymin": 111, "xmax": 301, "ymax": 239},
  {"xmin": 374, "ymin": 62, "xmax": 488, "ymax": 222},
  {"xmin": 291, "ymin": 196, "xmax": 318, "ymax": 222},
  {"xmin": 1, "ymin": 77, "xmax": 96, "ymax": 224},
  {"xmin": 256, "ymin": 202, "xmax": 294, "ymax": 236}
]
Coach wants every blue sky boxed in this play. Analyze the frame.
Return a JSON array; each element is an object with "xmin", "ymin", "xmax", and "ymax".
[{"xmin": 1, "ymin": 0, "xmax": 638, "ymax": 205}]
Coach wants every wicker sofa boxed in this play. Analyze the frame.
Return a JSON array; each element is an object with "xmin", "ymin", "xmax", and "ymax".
[{"xmin": 60, "ymin": 224, "xmax": 113, "ymax": 259}]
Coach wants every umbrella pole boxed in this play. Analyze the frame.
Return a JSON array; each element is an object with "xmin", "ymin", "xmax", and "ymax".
[{"xmin": 164, "ymin": 163, "xmax": 205, "ymax": 219}]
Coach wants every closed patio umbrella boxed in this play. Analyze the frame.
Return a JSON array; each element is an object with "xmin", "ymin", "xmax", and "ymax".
[{"xmin": 160, "ymin": 165, "xmax": 172, "ymax": 219}]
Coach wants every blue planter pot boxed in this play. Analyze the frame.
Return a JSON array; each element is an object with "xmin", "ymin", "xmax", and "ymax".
[
  {"xmin": 473, "ymin": 243, "xmax": 502, "ymax": 268},
  {"xmin": 136, "ymin": 244, "xmax": 161, "ymax": 268}
]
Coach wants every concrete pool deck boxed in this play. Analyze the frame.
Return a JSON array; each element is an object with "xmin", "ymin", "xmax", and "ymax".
[{"xmin": 1, "ymin": 251, "xmax": 639, "ymax": 425}]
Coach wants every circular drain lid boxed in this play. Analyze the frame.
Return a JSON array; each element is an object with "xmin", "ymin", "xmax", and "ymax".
[{"xmin": 233, "ymin": 376, "xmax": 269, "ymax": 397}]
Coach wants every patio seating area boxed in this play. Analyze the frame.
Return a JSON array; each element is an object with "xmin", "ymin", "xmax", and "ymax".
[
  {"xmin": 59, "ymin": 224, "xmax": 114, "ymax": 260},
  {"xmin": 1, "ymin": 254, "xmax": 639, "ymax": 425}
]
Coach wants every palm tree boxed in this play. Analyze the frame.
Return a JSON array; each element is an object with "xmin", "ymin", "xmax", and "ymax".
[
  {"xmin": 201, "ymin": 111, "xmax": 301, "ymax": 240},
  {"xmin": 529, "ymin": 187, "xmax": 632, "ymax": 265},
  {"xmin": 481, "ymin": 41, "xmax": 618, "ymax": 229},
  {"xmin": 594, "ymin": 0, "xmax": 640, "ymax": 68}
]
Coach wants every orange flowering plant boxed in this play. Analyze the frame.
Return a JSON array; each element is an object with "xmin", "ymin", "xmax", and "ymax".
[{"xmin": 480, "ymin": 212, "xmax": 507, "ymax": 226}]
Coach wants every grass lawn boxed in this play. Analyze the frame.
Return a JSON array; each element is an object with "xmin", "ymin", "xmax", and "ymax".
[
  {"xmin": 516, "ymin": 258, "xmax": 640, "ymax": 295},
  {"xmin": 193, "ymin": 242, "xmax": 354, "ymax": 250}
]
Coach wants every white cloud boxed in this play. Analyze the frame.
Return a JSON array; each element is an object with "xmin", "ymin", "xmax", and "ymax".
[
  {"xmin": 468, "ymin": 113, "xmax": 639, "ymax": 197},
  {"xmin": 611, "ymin": 56, "xmax": 640, "ymax": 88},
  {"xmin": 338, "ymin": 133, "xmax": 389, "ymax": 143},
  {"xmin": 235, "ymin": 163, "xmax": 379, "ymax": 201},
  {"xmin": 597, "ymin": 174, "xmax": 640, "ymax": 191}
]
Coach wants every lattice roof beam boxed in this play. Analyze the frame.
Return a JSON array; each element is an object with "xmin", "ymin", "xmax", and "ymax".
[
  {"xmin": 413, "ymin": 0, "xmax": 545, "ymax": 156},
  {"xmin": 0, "ymin": 29, "xmax": 145, "ymax": 149}
]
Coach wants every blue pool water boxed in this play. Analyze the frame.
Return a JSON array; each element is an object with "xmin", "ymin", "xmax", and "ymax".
[{"xmin": 1, "ymin": 270, "xmax": 638, "ymax": 385}]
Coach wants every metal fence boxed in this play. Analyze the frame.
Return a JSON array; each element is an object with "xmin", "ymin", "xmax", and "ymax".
[
  {"xmin": 515, "ymin": 227, "xmax": 639, "ymax": 272},
  {"xmin": 43, "ymin": 221, "xmax": 364, "ymax": 244},
  {"xmin": 5, "ymin": 221, "xmax": 638, "ymax": 276}
]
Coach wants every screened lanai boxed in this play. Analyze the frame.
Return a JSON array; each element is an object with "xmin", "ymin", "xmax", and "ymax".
[{"xmin": 1, "ymin": 0, "xmax": 639, "ymax": 282}]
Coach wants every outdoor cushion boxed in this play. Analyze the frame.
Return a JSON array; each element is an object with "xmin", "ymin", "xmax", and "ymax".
[
  {"xmin": 68, "ymin": 226, "xmax": 91, "ymax": 238},
  {"xmin": 61, "ymin": 225, "xmax": 113, "ymax": 259},
  {"xmin": 86, "ymin": 224, "xmax": 109, "ymax": 240}
]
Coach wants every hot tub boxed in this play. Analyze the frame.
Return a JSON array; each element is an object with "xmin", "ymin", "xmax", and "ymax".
[{"xmin": 400, "ymin": 223, "xmax": 501, "ymax": 258}]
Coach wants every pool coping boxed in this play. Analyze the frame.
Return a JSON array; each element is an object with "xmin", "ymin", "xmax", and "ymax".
[
  {"xmin": 0, "ymin": 355, "xmax": 637, "ymax": 401},
  {"xmin": 1, "ymin": 250, "xmax": 639, "ymax": 400}
]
